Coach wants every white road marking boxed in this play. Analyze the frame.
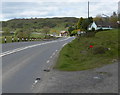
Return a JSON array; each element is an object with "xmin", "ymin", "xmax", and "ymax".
[
  {"xmin": 32, "ymin": 80, "xmax": 39, "ymax": 88},
  {"xmin": 62, "ymin": 43, "xmax": 67, "ymax": 47},
  {"xmin": 34, "ymin": 80, "xmax": 38, "ymax": 84},
  {"xmin": 50, "ymin": 56, "xmax": 53, "ymax": 58},
  {"xmin": 1, "ymin": 37, "xmax": 72, "ymax": 57},
  {"xmin": 93, "ymin": 76, "xmax": 101, "ymax": 79},
  {"xmin": 46, "ymin": 60, "xmax": 50, "ymax": 63},
  {"xmin": 52, "ymin": 52, "xmax": 55, "ymax": 56},
  {"xmin": 49, "ymin": 50, "xmax": 58, "ymax": 59}
]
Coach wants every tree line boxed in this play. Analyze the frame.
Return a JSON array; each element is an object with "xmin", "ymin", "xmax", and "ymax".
[{"xmin": 68, "ymin": 12, "xmax": 119, "ymax": 36}]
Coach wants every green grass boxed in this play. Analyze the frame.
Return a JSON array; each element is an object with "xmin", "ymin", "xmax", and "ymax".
[
  {"xmin": 30, "ymin": 33, "xmax": 45, "ymax": 39},
  {"xmin": 55, "ymin": 29, "xmax": 118, "ymax": 71},
  {"xmin": 52, "ymin": 23, "xmax": 68, "ymax": 31}
]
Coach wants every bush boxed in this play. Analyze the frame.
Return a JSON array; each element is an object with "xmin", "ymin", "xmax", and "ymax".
[
  {"xmin": 91, "ymin": 27, "xmax": 95, "ymax": 31},
  {"xmin": 93, "ymin": 46, "xmax": 106, "ymax": 54},
  {"xmin": 85, "ymin": 32, "xmax": 96, "ymax": 37},
  {"xmin": 71, "ymin": 30, "xmax": 78, "ymax": 36}
]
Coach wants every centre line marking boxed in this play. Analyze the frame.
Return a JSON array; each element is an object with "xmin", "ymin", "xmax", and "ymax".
[{"xmin": 1, "ymin": 37, "xmax": 72, "ymax": 57}]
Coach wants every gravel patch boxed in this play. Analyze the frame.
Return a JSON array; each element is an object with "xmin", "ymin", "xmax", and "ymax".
[{"xmin": 38, "ymin": 62, "xmax": 118, "ymax": 93}]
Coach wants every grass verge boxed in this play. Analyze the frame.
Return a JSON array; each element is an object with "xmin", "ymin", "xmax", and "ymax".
[
  {"xmin": 55, "ymin": 29, "xmax": 118, "ymax": 71},
  {"xmin": 0, "ymin": 33, "xmax": 56, "ymax": 44}
]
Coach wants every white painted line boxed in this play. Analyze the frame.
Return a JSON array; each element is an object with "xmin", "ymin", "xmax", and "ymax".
[
  {"xmin": 46, "ymin": 60, "xmax": 50, "ymax": 63},
  {"xmin": 32, "ymin": 80, "xmax": 39, "ymax": 87},
  {"xmin": 49, "ymin": 50, "xmax": 58, "ymax": 59},
  {"xmin": 1, "ymin": 37, "xmax": 72, "ymax": 57},
  {"xmin": 34, "ymin": 80, "xmax": 38, "ymax": 84},
  {"xmin": 52, "ymin": 52, "xmax": 55, "ymax": 56},
  {"xmin": 50, "ymin": 56, "xmax": 53, "ymax": 59},
  {"xmin": 93, "ymin": 76, "xmax": 100, "ymax": 79},
  {"xmin": 62, "ymin": 43, "xmax": 67, "ymax": 47}
]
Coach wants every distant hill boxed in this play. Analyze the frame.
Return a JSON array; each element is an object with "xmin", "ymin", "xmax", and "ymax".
[{"xmin": 2, "ymin": 17, "xmax": 79, "ymax": 31}]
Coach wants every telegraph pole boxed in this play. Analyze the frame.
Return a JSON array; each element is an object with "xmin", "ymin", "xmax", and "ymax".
[{"xmin": 88, "ymin": 1, "xmax": 89, "ymax": 18}]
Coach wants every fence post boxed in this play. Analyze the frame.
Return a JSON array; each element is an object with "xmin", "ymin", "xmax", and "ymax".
[
  {"xmin": 4, "ymin": 36, "xmax": 7, "ymax": 43},
  {"xmin": 12, "ymin": 36, "xmax": 14, "ymax": 42},
  {"xmin": 18, "ymin": 37, "xmax": 20, "ymax": 42},
  {"xmin": 22, "ymin": 38, "xmax": 24, "ymax": 41}
]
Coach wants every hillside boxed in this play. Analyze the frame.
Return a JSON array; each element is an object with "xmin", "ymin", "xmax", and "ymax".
[{"xmin": 2, "ymin": 17, "xmax": 78, "ymax": 32}]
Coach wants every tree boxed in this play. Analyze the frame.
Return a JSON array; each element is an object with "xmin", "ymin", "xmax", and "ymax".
[
  {"xmin": 68, "ymin": 26, "xmax": 75, "ymax": 35},
  {"xmin": 42, "ymin": 27, "xmax": 50, "ymax": 38},
  {"xmin": 65, "ymin": 23, "xmax": 69, "ymax": 28},
  {"xmin": 71, "ymin": 30, "xmax": 78, "ymax": 36},
  {"xmin": 77, "ymin": 17, "xmax": 83, "ymax": 29},
  {"xmin": 91, "ymin": 27, "xmax": 95, "ymax": 31},
  {"xmin": 112, "ymin": 12, "xmax": 117, "ymax": 17},
  {"xmin": 80, "ymin": 17, "xmax": 93, "ymax": 31},
  {"xmin": 15, "ymin": 29, "xmax": 23, "ymax": 38},
  {"xmin": 88, "ymin": 17, "xmax": 93, "ymax": 23},
  {"xmin": 15, "ymin": 28, "xmax": 31, "ymax": 38},
  {"xmin": 109, "ymin": 11, "xmax": 118, "ymax": 28},
  {"xmin": 109, "ymin": 16, "xmax": 118, "ymax": 28},
  {"xmin": 51, "ymin": 29, "xmax": 58, "ymax": 36},
  {"xmin": 93, "ymin": 15, "xmax": 102, "ymax": 22},
  {"xmin": 2, "ymin": 27, "xmax": 10, "ymax": 35}
]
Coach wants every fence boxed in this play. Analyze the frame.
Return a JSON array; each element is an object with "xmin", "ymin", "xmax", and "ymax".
[{"xmin": 3, "ymin": 37, "xmax": 42, "ymax": 43}]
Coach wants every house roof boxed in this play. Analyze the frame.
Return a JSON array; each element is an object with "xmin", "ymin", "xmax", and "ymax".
[
  {"xmin": 60, "ymin": 31, "xmax": 68, "ymax": 33},
  {"xmin": 94, "ymin": 21, "xmax": 111, "ymax": 27}
]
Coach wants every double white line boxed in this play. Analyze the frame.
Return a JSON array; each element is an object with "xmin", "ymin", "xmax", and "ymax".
[{"xmin": 0, "ymin": 37, "xmax": 71, "ymax": 57}]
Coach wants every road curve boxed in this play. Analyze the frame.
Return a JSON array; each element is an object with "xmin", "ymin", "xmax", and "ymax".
[{"xmin": 2, "ymin": 37, "xmax": 74, "ymax": 93}]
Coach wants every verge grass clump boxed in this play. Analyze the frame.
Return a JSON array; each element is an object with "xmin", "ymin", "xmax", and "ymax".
[{"xmin": 55, "ymin": 29, "xmax": 118, "ymax": 71}]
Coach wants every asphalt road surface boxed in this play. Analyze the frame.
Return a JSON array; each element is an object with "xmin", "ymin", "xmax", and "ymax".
[{"xmin": 1, "ymin": 37, "xmax": 74, "ymax": 93}]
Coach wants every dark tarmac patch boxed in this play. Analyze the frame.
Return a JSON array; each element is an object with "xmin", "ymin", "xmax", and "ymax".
[
  {"xmin": 43, "ymin": 69, "xmax": 50, "ymax": 72},
  {"xmin": 96, "ymin": 71, "xmax": 112, "ymax": 77}
]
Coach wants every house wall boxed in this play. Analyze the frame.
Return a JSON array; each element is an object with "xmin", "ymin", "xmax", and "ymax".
[
  {"xmin": 88, "ymin": 22, "xmax": 113, "ymax": 30},
  {"xmin": 88, "ymin": 22, "xmax": 97, "ymax": 30}
]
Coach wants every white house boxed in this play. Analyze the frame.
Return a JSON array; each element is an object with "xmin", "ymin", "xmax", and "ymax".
[
  {"xmin": 88, "ymin": 21, "xmax": 113, "ymax": 30},
  {"xmin": 59, "ymin": 31, "xmax": 69, "ymax": 37}
]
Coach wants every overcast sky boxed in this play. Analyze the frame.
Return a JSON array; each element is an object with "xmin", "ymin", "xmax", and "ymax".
[{"xmin": 1, "ymin": 0, "xmax": 119, "ymax": 21}]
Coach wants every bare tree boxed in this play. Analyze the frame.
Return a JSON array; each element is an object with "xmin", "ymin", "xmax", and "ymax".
[{"xmin": 42, "ymin": 27, "xmax": 50, "ymax": 38}]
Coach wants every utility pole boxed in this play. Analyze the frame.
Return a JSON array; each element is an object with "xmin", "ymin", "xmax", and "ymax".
[{"xmin": 88, "ymin": 1, "xmax": 89, "ymax": 18}]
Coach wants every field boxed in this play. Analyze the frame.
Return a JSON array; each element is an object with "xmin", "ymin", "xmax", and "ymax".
[{"xmin": 55, "ymin": 29, "xmax": 118, "ymax": 71}]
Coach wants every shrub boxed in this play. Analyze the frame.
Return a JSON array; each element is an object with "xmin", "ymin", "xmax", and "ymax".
[
  {"xmin": 93, "ymin": 46, "xmax": 106, "ymax": 54},
  {"xmin": 85, "ymin": 32, "xmax": 96, "ymax": 37},
  {"xmin": 91, "ymin": 27, "xmax": 95, "ymax": 31}
]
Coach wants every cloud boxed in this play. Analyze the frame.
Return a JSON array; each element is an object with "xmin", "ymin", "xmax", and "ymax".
[
  {"xmin": 20, "ymin": 11, "xmax": 50, "ymax": 17},
  {"xmin": 1, "ymin": 1, "xmax": 119, "ymax": 21},
  {"xmin": 2, "ymin": 0, "xmax": 119, "ymax": 2}
]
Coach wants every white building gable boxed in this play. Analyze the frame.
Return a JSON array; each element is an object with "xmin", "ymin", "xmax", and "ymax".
[
  {"xmin": 88, "ymin": 22, "xmax": 97, "ymax": 30},
  {"xmin": 88, "ymin": 21, "xmax": 112, "ymax": 30}
]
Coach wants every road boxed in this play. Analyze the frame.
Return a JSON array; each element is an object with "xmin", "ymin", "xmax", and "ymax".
[{"xmin": 1, "ymin": 37, "xmax": 74, "ymax": 93}]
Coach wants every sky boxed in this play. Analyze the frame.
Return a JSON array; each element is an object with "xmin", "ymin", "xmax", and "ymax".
[{"xmin": 0, "ymin": 0, "xmax": 119, "ymax": 21}]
